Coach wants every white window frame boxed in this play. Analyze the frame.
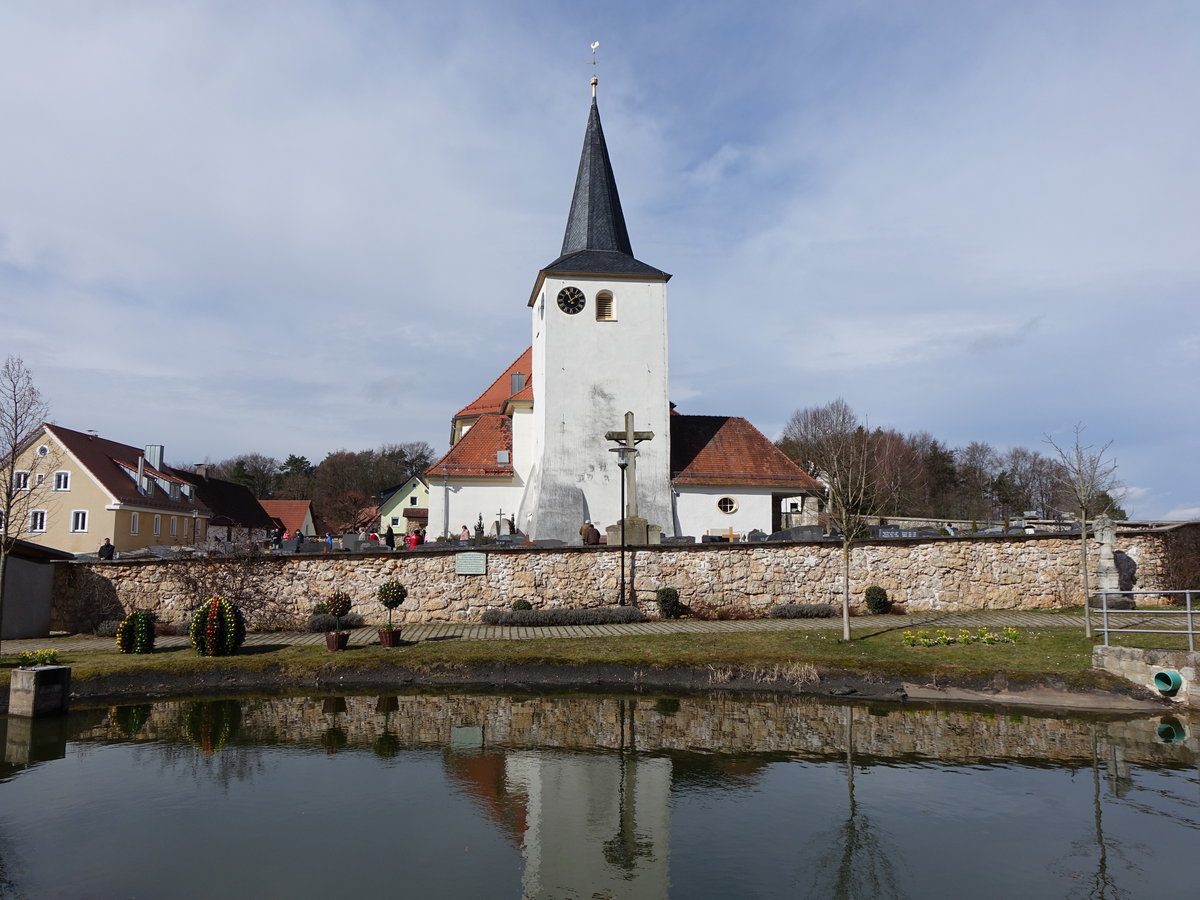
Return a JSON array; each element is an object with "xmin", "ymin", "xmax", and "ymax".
[
  {"xmin": 13, "ymin": 471, "xmax": 29, "ymax": 490},
  {"xmin": 70, "ymin": 510, "xmax": 88, "ymax": 533},
  {"xmin": 153, "ymin": 514, "xmax": 161, "ymax": 536},
  {"xmin": 53, "ymin": 470, "xmax": 70, "ymax": 491},
  {"xmin": 717, "ymin": 496, "xmax": 739, "ymax": 515},
  {"xmin": 170, "ymin": 516, "xmax": 177, "ymax": 537},
  {"xmin": 130, "ymin": 512, "xmax": 139, "ymax": 534},
  {"xmin": 35, "ymin": 472, "xmax": 45, "ymax": 486},
  {"xmin": 183, "ymin": 517, "xmax": 190, "ymax": 536},
  {"xmin": 29, "ymin": 509, "xmax": 47, "ymax": 533},
  {"xmin": 390, "ymin": 516, "xmax": 401, "ymax": 527}
]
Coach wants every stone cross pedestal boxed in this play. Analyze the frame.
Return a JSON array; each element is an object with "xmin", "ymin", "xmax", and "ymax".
[
  {"xmin": 605, "ymin": 411, "xmax": 662, "ymax": 546},
  {"xmin": 1095, "ymin": 514, "xmax": 1120, "ymax": 593}
]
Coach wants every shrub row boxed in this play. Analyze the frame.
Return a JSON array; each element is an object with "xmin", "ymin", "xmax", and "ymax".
[
  {"xmin": 480, "ymin": 606, "xmax": 648, "ymax": 626},
  {"xmin": 306, "ymin": 613, "xmax": 365, "ymax": 633},
  {"xmin": 767, "ymin": 603, "xmax": 836, "ymax": 619}
]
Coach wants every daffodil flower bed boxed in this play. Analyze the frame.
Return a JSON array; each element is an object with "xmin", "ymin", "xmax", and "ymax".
[{"xmin": 902, "ymin": 627, "xmax": 1019, "ymax": 647}]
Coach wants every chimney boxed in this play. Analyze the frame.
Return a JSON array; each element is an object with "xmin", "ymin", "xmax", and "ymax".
[{"xmin": 136, "ymin": 454, "xmax": 146, "ymax": 495}]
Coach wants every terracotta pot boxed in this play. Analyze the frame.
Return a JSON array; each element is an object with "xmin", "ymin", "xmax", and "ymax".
[
  {"xmin": 378, "ymin": 628, "xmax": 403, "ymax": 648},
  {"xmin": 325, "ymin": 631, "xmax": 349, "ymax": 651}
]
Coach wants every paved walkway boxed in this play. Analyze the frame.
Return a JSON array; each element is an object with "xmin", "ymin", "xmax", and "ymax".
[{"xmin": 1, "ymin": 610, "xmax": 1112, "ymax": 653}]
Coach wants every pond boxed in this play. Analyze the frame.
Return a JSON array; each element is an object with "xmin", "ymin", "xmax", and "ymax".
[{"xmin": 1, "ymin": 692, "xmax": 1197, "ymax": 899}]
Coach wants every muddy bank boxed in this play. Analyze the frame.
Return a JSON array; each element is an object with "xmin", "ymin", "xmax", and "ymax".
[{"xmin": 17, "ymin": 662, "xmax": 1171, "ymax": 714}]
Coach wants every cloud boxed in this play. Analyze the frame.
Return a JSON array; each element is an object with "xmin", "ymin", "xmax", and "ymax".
[{"xmin": 1, "ymin": 1, "xmax": 1197, "ymax": 521}]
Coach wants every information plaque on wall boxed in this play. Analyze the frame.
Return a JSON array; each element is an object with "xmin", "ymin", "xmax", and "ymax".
[{"xmin": 455, "ymin": 552, "xmax": 487, "ymax": 575}]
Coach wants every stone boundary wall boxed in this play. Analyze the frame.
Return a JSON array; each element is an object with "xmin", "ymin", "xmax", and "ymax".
[{"xmin": 52, "ymin": 523, "xmax": 1200, "ymax": 631}]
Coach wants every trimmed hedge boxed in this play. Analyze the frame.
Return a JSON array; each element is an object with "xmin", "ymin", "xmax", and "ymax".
[
  {"xmin": 480, "ymin": 606, "xmax": 648, "ymax": 626},
  {"xmin": 767, "ymin": 603, "xmax": 836, "ymax": 619},
  {"xmin": 306, "ymin": 613, "xmax": 365, "ymax": 633}
]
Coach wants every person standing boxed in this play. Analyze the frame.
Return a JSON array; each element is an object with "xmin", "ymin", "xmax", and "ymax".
[
  {"xmin": 296, "ymin": 530, "xmax": 305, "ymax": 551},
  {"xmin": 384, "ymin": 526, "xmax": 396, "ymax": 549},
  {"xmin": 459, "ymin": 525, "xmax": 470, "ymax": 542},
  {"xmin": 584, "ymin": 523, "xmax": 601, "ymax": 545},
  {"xmin": 98, "ymin": 538, "xmax": 115, "ymax": 560}
]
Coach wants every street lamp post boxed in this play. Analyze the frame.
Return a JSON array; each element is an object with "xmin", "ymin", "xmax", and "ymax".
[{"xmin": 616, "ymin": 448, "xmax": 628, "ymax": 606}]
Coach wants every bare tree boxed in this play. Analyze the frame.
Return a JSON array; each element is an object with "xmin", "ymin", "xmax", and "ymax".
[
  {"xmin": 781, "ymin": 399, "xmax": 878, "ymax": 640},
  {"xmin": 0, "ymin": 355, "xmax": 51, "ymax": 654},
  {"xmin": 1045, "ymin": 424, "xmax": 1122, "ymax": 637}
]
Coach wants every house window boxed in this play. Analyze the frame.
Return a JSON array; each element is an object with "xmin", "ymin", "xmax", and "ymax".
[
  {"xmin": 170, "ymin": 517, "xmax": 177, "ymax": 536},
  {"xmin": 153, "ymin": 515, "xmax": 161, "ymax": 536},
  {"xmin": 390, "ymin": 516, "xmax": 401, "ymax": 527},
  {"xmin": 71, "ymin": 510, "xmax": 88, "ymax": 532},
  {"xmin": 595, "ymin": 290, "xmax": 615, "ymax": 321},
  {"xmin": 183, "ymin": 518, "xmax": 190, "ymax": 536},
  {"xmin": 29, "ymin": 510, "xmax": 47, "ymax": 532},
  {"xmin": 35, "ymin": 473, "xmax": 45, "ymax": 486},
  {"xmin": 409, "ymin": 496, "xmax": 418, "ymax": 506},
  {"xmin": 54, "ymin": 471, "xmax": 70, "ymax": 491},
  {"xmin": 717, "ymin": 497, "xmax": 738, "ymax": 514},
  {"xmin": 36, "ymin": 445, "xmax": 49, "ymax": 457},
  {"xmin": 196, "ymin": 520, "xmax": 205, "ymax": 538},
  {"xmin": 130, "ymin": 512, "xmax": 139, "ymax": 534},
  {"xmin": 14, "ymin": 471, "xmax": 29, "ymax": 490}
]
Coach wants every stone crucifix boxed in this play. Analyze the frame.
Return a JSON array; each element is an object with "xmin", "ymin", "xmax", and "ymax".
[{"xmin": 606, "ymin": 411, "xmax": 654, "ymax": 520}]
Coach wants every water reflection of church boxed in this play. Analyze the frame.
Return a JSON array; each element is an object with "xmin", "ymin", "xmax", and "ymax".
[{"xmin": 445, "ymin": 743, "xmax": 672, "ymax": 898}]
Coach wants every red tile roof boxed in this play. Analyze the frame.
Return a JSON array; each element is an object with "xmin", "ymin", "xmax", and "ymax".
[
  {"xmin": 427, "ymin": 415, "xmax": 514, "ymax": 478},
  {"xmin": 671, "ymin": 415, "xmax": 822, "ymax": 490},
  {"xmin": 42, "ymin": 423, "xmax": 211, "ymax": 515},
  {"xmin": 454, "ymin": 348, "xmax": 533, "ymax": 419},
  {"xmin": 259, "ymin": 500, "xmax": 314, "ymax": 535}
]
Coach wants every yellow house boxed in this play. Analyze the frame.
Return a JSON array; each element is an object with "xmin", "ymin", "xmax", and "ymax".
[
  {"xmin": 8, "ymin": 423, "xmax": 211, "ymax": 556},
  {"xmin": 378, "ymin": 476, "xmax": 430, "ymax": 536}
]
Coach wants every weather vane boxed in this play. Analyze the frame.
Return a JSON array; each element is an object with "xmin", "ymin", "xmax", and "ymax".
[{"xmin": 590, "ymin": 41, "xmax": 600, "ymax": 96}]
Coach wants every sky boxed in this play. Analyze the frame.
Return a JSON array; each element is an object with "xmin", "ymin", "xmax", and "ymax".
[{"xmin": 1, "ymin": 1, "xmax": 1197, "ymax": 519}]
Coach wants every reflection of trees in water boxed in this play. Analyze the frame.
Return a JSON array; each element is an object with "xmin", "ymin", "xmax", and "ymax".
[
  {"xmin": 133, "ymin": 742, "xmax": 266, "ymax": 790},
  {"xmin": 373, "ymin": 696, "xmax": 401, "ymax": 760},
  {"xmin": 182, "ymin": 700, "xmax": 242, "ymax": 755},
  {"xmin": 805, "ymin": 706, "xmax": 905, "ymax": 900},
  {"xmin": 131, "ymin": 699, "xmax": 263, "ymax": 789},
  {"xmin": 109, "ymin": 704, "xmax": 152, "ymax": 738}
]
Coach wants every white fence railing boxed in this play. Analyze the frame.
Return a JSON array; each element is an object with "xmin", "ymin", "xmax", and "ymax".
[{"xmin": 1091, "ymin": 591, "xmax": 1198, "ymax": 651}]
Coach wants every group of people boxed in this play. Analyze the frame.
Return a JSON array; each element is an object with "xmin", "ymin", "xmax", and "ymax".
[
  {"xmin": 377, "ymin": 525, "xmax": 426, "ymax": 550},
  {"xmin": 579, "ymin": 520, "xmax": 602, "ymax": 545}
]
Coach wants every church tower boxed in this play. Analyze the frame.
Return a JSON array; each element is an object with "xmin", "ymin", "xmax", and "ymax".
[{"xmin": 517, "ymin": 79, "xmax": 673, "ymax": 543}]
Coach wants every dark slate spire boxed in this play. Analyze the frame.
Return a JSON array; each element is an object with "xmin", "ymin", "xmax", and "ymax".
[
  {"xmin": 540, "ymin": 81, "xmax": 669, "ymax": 281},
  {"xmin": 560, "ymin": 96, "xmax": 633, "ymax": 257}
]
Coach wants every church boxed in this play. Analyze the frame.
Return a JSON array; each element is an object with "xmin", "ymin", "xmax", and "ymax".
[{"xmin": 426, "ymin": 78, "xmax": 820, "ymax": 544}]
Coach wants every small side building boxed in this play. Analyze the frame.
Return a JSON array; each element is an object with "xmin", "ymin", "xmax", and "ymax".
[{"xmin": 1, "ymin": 539, "xmax": 73, "ymax": 639}]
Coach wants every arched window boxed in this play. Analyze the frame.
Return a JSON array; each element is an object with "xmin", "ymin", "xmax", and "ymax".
[{"xmin": 595, "ymin": 290, "xmax": 615, "ymax": 321}]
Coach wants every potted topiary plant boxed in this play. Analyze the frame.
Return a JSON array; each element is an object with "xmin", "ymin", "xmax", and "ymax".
[
  {"xmin": 377, "ymin": 580, "xmax": 407, "ymax": 647},
  {"xmin": 325, "ymin": 590, "xmax": 353, "ymax": 651}
]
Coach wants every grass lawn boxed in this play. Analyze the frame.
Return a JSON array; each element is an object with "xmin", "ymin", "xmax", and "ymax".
[{"xmin": 1, "ymin": 624, "xmax": 1109, "ymax": 694}]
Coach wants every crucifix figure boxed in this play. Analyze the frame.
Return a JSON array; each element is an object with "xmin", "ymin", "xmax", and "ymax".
[{"xmin": 606, "ymin": 411, "xmax": 654, "ymax": 520}]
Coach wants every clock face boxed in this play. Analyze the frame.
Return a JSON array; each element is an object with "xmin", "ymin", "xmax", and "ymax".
[{"xmin": 556, "ymin": 286, "xmax": 586, "ymax": 315}]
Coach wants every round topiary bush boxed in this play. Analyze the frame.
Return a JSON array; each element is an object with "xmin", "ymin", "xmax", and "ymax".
[
  {"xmin": 378, "ymin": 580, "xmax": 408, "ymax": 629},
  {"xmin": 116, "ymin": 610, "xmax": 157, "ymax": 654},
  {"xmin": 511, "ymin": 598, "xmax": 533, "ymax": 611},
  {"xmin": 656, "ymin": 587, "xmax": 684, "ymax": 619},
  {"xmin": 189, "ymin": 596, "xmax": 247, "ymax": 657},
  {"xmin": 864, "ymin": 585, "xmax": 891, "ymax": 615}
]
